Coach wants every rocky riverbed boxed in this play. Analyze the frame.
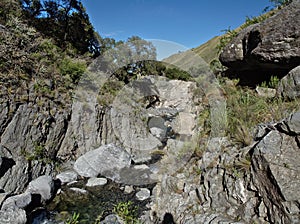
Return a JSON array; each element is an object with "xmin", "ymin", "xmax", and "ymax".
[{"xmin": 1, "ymin": 1, "xmax": 300, "ymax": 223}]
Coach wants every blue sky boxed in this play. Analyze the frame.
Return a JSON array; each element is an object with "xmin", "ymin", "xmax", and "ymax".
[{"xmin": 82, "ymin": 0, "xmax": 272, "ymax": 59}]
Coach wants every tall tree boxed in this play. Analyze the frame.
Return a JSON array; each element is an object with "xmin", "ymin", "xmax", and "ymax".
[{"xmin": 19, "ymin": 0, "xmax": 100, "ymax": 56}]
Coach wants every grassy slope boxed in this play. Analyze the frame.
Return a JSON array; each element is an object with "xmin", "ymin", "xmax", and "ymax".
[
  {"xmin": 162, "ymin": 35, "xmax": 221, "ymax": 69},
  {"xmin": 191, "ymin": 36, "xmax": 221, "ymax": 64}
]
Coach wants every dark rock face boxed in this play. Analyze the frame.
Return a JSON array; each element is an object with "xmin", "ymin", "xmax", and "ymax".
[
  {"xmin": 220, "ymin": 0, "xmax": 300, "ymax": 84},
  {"xmin": 0, "ymin": 99, "xmax": 71, "ymax": 194}
]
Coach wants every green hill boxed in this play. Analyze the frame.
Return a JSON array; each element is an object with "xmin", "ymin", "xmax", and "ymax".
[{"xmin": 191, "ymin": 36, "xmax": 221, "ymax": 64}]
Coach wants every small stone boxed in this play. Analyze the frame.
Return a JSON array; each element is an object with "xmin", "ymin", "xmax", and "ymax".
[
  {"xmin": 67, "ymin": 181, "xmax": 78, "ymax": 186},
  {"xmin": 136, "ymin": 188, "xmax": 150, "ymax": 201},
  {"xmin": 124, "ymin": 185, "xmax": 134, "ymax": 194},
  {"xmin": 255, "ymin": 86, "xmax": 276, "ymax": 98},
  {"xmin": 69, "ymin": 188, "xmax": 88, "ymax": 194},
  {"xmin": 100, "ymin": 214, "xmax": 123, "ymax": 224},
  {"xmin": 133, "ymin": 164, "xmax": 149, "ymax": 170},
  {"xmin": 56, "ymin": 171, "xmax": 78, "ymax": 185},
  {"xmin": 86, "ymin": 177, "xmax": 108, "ymax": 187}
]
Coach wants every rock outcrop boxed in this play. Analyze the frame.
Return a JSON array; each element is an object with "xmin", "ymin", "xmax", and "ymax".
[
  {"xmin": 219, "ymin": 0, "xmax": 300, "ymax": 84},
  {"xmin": 144, "ymin": 111, "xmax": 300, "ymax": 223},
  {"xmin": 0, "ymin": 175, "xmax": 58, "ymax": 224},
  {"xmin": 277, "ymin": 65, "xmax": 300, "ymax": 99}
]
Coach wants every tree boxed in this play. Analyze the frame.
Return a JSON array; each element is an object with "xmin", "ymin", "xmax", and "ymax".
[
  {"xmin": 19, "ymin": 0, "xmax": 100, "ymax": 56},
  {"xmin": 0, "ymin": 0, "xmax": 22, "ymax": 24},
  {"xmin": 100, "ymin": 36, "xmax": 156, "ymax": 83}
]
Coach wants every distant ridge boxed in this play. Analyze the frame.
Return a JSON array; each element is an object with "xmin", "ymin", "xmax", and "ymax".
[{"xmin": 163, "ymin": 36, "xmax": 220, "ymax": 68}]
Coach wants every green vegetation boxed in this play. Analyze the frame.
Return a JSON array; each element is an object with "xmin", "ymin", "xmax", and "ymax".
[
  {"xmin": 113, "ymin": 201, "xmax": 140, "ymax": 224},
  {"xmin": 97, "ymin": 79, "xmax": 124, "ymax": 107},
  {"xmin": 217, "ymin": 27, "xmax": 238, "ymax": 54},
  {"xmin": 260, "ymin": 76, "xmax": 280, "ymax": 89},
  {"xmin": 221, "ymin": 77, "xmax": 299, "ymax": 146},
  {"xmin": 192, "ymin": 36, "xmax": 221, "ymax": 64},
  {"xmin": 59, "ymin": 58, "xmax": 87, "ymax": 84},
  {"xmin": 19, "ymin": 0, "xmax": 100, "ymax": 56},
  {"xmin": 66, "ymin": 212, "xmax": 80, "ymax": 224},
  {"xmin": 165, "ymin": 67, "xmax": 191, "ymax": 81}
]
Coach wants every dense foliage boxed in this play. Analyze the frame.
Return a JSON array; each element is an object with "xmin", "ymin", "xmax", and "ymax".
[{"xmin": 19, "ymin": 0, "xmax": 100, "ymax": 56}]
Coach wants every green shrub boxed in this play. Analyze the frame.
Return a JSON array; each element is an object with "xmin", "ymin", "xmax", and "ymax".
[
  {"xmin": 165, "ymin": 67, "xmax": 191, "ymax": 81},
  {"xmin": 59, "ymin": 58, "xmax": 87, "ymax": 84},
  {"xmin": 66, "ymin": 212, "xmax": 80, "ymax": 224},
  {"xmin": 260, "ymin": 76, "xmax": 280, "ymax": 89},
  {"xmin": 113, "ymin": 201, "xmax": 139, "ymax": 224},
  {"xmin": 97, "ymin": 79, "xmax": 124, "ymax": 107},
  {"xmin": 208, "ymin": 77, "xmax": 300, "ymax": 146}
]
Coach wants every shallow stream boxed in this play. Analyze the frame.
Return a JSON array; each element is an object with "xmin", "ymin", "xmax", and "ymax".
[{"xmin": 46, "ymin": 179, "xmax": 152, "ymax": 223}]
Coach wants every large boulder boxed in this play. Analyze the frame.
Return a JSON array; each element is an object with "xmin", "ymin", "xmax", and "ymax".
[
  {"xmin": 74, "ymin": 144, "xmax": 132, "ymax": 179},
  {"xmin": 277, "ymin": 65, "xmax": 300, "ymax": 99},
  {"xmin": 0, "ymin": 193, "xmax": 31, "ymax": 224},
  {"xmin": 220, "ymin": 0, "xmax": 300, "ymax": 84},
  {"xmin": 26, "ymin": 175, "xmax": 57, "ymax": 204},
  {"xmin": 0, "ymin": 207, "xmax": 27, "ymax": 224},
  {"xmin": 251, "ymin": 119, "xmax": 300, "ymax": 223}
]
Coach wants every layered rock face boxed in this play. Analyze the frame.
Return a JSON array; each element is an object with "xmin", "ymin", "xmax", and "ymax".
[
  {"xmin": 220, "ymin": 0, "xmax": 300, "ymax": 84},
  {"xmin": 146, "ymin": 113, "xmax": 300, "ymax": 223}
]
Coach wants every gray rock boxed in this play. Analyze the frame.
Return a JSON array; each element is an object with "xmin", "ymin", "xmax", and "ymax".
[
  {"xmin": 255, "ymin": 86, "xmax": 276, "ymax": 98},
  {"xmin": 100, "ymin": 214, "xmax": 124, "ymax": 224},
  {"xmin": 172, "ymin": 112, "xmax": 196, "ymax": 136},
  {"xmin": 56, "ymin": 171, "xmax": 78, "ymax": 185},
  {"xmin": 124, "ymin": 185, "xmax": 134, "ymax": 194},
  {"xmin": 220, "ymin": 1, "xmax": 300, "ymax": 84},
  {"xmin": 0, "ymin": 192, "xmax": 10, "ymax": 207},
  {"xmin": 286, "ymin": 111, "xmax": 300, "ymax": 134},
  {"xmin": 0, "ymin": 101, "xmax": 68, "ymax": 194},
  {"xmin": 136, "ymin": 188, "xmax": 151, "ymax": 201},
  {"xmin": 0, "ymin": 207, "xmax": 27, "ymax": 224},
  {"xmin": 150, "ymin": 127, "xmax": 166, "ymax": 140},
  {"xmin": 86, "ymin": 177, "xmax": 108, "ymax": 187},
  {"xmin": 251, "ymin": 118, "xmax": 300, "ymax": 223},
  {"xmin": 26, "ymin": 175, "xmax": 55, "ymax": 204},
  {"xmin": 278, "ymin": 111, "xmax": 300, "ymax": 134},
  {"xmin": 69, "ymin": 187, "xmax": 88, "ymax": 194},
  {"xmin": 278, "ymin": 66, "xmax": 300, "ymax": 99},
  {"xmin": 1, "ymin": 192, "xmax": 32, "ymax": 210},
  {"xmin": 74, "ymin": 144, "xmax": 131, "ymax": 180}
]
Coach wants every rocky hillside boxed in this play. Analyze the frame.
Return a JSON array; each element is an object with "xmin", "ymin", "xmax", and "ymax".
[{"xmin": 0, "ymin": 1, "xmax": 300, "ymax": 224}]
